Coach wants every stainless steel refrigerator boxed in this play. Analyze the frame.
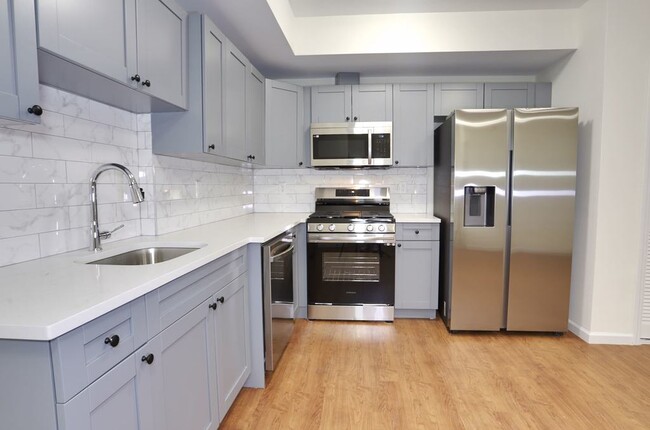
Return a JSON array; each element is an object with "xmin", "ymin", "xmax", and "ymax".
[{"xmin": 434, "ymin": 108, "xmax": 578, "ymax": 332}]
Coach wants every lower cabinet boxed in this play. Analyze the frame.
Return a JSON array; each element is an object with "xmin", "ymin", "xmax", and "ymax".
[
  {"xmin": 213, "ymin": 274, "xmax": 251, "ymax": 420},
  {"xmin": 395, "ymin": 223, "xmax": 440, "ymax": 316},
  {"xmin": 0, "ymin": 248, "xmax": 251, "ymax": 430}
]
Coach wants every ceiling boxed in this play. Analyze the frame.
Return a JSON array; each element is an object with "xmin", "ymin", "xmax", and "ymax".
[{"xmin": 175, "ymin": 0, "xmax": 586, "ymax": 80}]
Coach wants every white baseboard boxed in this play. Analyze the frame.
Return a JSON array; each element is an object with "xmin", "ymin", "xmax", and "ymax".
[{"xmin": 568, "ymin": 319, "xmax": 636, "ymax": 345}]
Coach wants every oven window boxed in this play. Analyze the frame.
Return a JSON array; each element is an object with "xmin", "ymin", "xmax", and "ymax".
[
  {"xmin": 322, "ymin": 252, "xmax": 380, "ymax": 282},
  {"xmin": 312, "ymin": 134, "xmax": 368, "ymax": 159}
]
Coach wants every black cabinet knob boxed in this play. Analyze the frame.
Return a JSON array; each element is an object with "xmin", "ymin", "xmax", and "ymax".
[
  {"xmin": 27, "ymin": 105, "xmax": 43, "ymax": 116},
  {"xmin": 131, "ymin": 74, "xmax": 141, "ymax": 82},
  {"xmin": 209, "ymin": 303, "xmax": 217, "ymax": 310},
  {"xmin": 104, "ymin": 335, "xmax": 120, "ymax": 347},
  {"xmin": 141, "ymin": 353, "xmax": 154, "ymax": 364},
  {"xmin": 217, "ymin": 297, "xmax": 225, "ymax": 304},
  {"xmin": 345, "ymin": 116, "xmax": 350, "ymax": 121},
  {"xmin": 415, "ymin": 230, "xmax": 420, "ymax": 235},
  {"xmin": 397, "ymin": 243, "xmax": 402, "ymax": 248},
  {"xmin": 142, "ymin": 80, "xmax": 151, "ymax": 87},
  {"xmin": 394, "ymin": 160, "xmax": 399, "ymax": 165},
  {"xmin": 353, "ymin": 116, "xmax": 358, "ymax": 121},
  {"xmin": 298, "ymin": 161, "xmax": 303, "ymax": 166},
  {"xmin": 251, "ymin": 155, "xmax": 255, "ymax": 160},
  {"xmin": 208, "ymin": 144, "xmax": 215, "ymax": 150}
]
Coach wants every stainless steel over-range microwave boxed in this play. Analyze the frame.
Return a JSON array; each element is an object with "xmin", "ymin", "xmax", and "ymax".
[{"xmin": 310, "ymin": 122, "xmax": 392, "ymax": 167}]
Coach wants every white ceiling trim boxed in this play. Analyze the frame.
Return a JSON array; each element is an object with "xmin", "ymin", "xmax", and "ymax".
[{"xmin": 267, "ymin": 0, "xmax": 580, "ymax": 56}]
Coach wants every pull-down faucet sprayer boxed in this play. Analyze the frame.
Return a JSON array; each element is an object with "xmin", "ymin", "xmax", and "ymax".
[{"xmin": 89, "ymin": 163, "xmax": 144, "ymax": 252}]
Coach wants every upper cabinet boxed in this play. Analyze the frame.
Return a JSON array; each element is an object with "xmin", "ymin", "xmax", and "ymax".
[
  {"xmin": 224, "ymin": 42, "xmax": 248, "ymax": 161},
  {"xmin": 393, "ymin": 84, "xmax": 434, "ymax": 167},
  {"xmin": 311, "ymin": 84, "xmax": 392, "ymax": 123},
  {"xmin": 434, "ymin": 83, "xmax": 484, "ymax": 116},
  {"xmin": 435, "ymin": 82, "xmax": 552, "ymax": 116},
  {"xmin": 246, "ymin": 65, "xmax": 265, "ymax": 165},
  {"xmin": 152, "ymin": 14, "xmax": 263, "ymax": 166},
  {"xmin": 36, "ymin": 0, "xmax": 188, "ymax": 112},
  {"xmin": 265, "ymin": 79, "xmax": 305, "ymax": 168},
  {"xmin": 0, "ymin": 0, "xmax": 41, "ymax": 124}
]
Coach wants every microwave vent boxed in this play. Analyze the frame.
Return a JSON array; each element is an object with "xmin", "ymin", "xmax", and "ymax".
[{"xmin": 335, "ymin": 72, "xmax": 360, "ymax": 85}]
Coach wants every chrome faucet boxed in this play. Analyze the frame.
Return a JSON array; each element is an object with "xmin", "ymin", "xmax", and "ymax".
[{"xmin": 90, "ymin": 163, "xmax": 144, "ymax": 252}]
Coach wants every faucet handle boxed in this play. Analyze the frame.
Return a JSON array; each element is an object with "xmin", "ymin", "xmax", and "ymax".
[{"xmin": 100, "ymin": 224, "xmax": 125, "ymax": 240}]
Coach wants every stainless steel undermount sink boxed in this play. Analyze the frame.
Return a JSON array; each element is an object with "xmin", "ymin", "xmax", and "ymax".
[{"xmin": 86, "ymin": 247, "xmax": 200, "ymax": 265}]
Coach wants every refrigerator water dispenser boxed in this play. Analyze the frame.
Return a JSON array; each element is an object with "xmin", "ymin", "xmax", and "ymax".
[{"xmin": 463, "ymin": 186, "xmax": 495, "ymax": 227}]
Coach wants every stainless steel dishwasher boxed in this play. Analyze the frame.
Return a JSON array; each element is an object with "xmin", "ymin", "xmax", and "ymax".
[{"xmin": 262, "ymin": 231, "xmax": 295, "ymax": 371}]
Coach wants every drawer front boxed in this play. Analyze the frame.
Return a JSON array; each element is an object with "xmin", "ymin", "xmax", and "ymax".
[
  {"xmin": 146, "ymin": 247, "xmax": 247, "ymax": 337},
  {"xmin": 397, "ymin": 223, "xmax": 440, "ymax": 241},
  {"xmin": 51, "ymin": 297, "xmax": 147, "ymax": 403}
]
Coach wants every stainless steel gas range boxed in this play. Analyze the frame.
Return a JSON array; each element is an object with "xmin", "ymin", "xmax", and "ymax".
[{"xmin": 307, "ymin": 187, "xmax": 396, "ymax": 322}]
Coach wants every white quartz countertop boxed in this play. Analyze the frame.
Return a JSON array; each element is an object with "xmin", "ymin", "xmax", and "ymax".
[
  {"xmin": 0, "ymin": 213, "xmax": 309, "ymax": 341},
  {"xmin": 394, "ymin": 214, "xmax": 441, "ymax": 223}
]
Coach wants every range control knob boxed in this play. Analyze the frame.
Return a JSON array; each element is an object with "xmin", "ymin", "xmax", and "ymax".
[
  {"xmin": 378, "ymin": 225, "xmax": 386, "ymax": 232},
  {"xmin": 316, "ymin": 224, "xmax": 324, "ymax": 231},
  {"xmin": 328, "ymin": 224, "xmax": 336, "ymax": 232},
  {"xmin": 366, "ymin": 225, "xmax": 374, "ymax": 232},
  {"xmin": 347, "ymin": 224, "xmax": 355, "ymax": 232}
]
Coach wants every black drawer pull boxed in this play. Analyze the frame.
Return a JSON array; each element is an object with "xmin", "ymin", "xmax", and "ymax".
[
  {"xmin": 141, "ymin": 354, "xmax": 154, "ymax": 365},
  {"xmin": 104, "ymin": 335, "xmax": 120, "ymax": 347}
]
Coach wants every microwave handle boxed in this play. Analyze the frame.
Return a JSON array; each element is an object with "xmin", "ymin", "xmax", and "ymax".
[{"xmin": 368, "ymin": 129, "xmax": 372, "ymax": 165}]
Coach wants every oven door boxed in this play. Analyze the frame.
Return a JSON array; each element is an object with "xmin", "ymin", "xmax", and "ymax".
[{"xmin": 307, "ymin": 239, "xmax": 395, "ymax": 305}]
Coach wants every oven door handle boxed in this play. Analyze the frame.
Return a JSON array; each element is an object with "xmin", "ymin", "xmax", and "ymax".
[
  {"xmin": 270, "ymin": 244, "xmax": 295, "ymax": 262},
  {"xmin": 308, "ymin": 234, "xmax": 395, "ymax": 245}
]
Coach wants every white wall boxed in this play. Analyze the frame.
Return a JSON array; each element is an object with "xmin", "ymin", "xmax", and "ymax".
[{"xmin": 539, "ymin": 0, "xmax": 650, "ymax": 343}]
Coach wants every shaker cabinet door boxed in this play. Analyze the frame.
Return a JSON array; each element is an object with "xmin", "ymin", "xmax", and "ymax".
[
  {"xmin": 484, "ymin": 83, "xmax": 535, "ymax": 109},
  {"xmin": 434, "ymin": 83, "xmax": 484, "ymax": 116},
  {"xmin": 136, "ymin": 0, "xmax": 188, "ymax": 108},
  {"xmin": 246, "ymin": 65, "xmax": 265, "ymax": 164},
  {"xmin": 214, "ymin": 274, "xmax": 251, "ymax": 421},
  {"xmin": 395, "ymin": 241, "xmax": 439, "ymax": 310},
  {"xmin": 311, "ymin": 85, "xmax": 351, "ymax": 123},
  {"xmin": 352, "ymin": 84, "xmax": 393, "ymax": 122},
  {"xmin": 36, "ymin": 0, "xmax": 137, "ymax": 84},
  {"xmin": 393, "ymin": 83, "xmax": 434, "ymax": 167},
  {"xmin": 0, "ymin": 0, "xmax": 40, "ymax": 123},
  {"xmin": 265, "ymin": 79, "xmax": 304, "ymax": 168},
  {"xmin": 202, "ymin": 16, "xmax": 226, "ymax": 155},
  {"xmin": 224, "ymin": 41, "xmax": 248, "ymax": 161}
]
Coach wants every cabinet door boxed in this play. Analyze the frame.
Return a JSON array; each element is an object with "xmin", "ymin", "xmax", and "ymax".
[
  {"xmin": 265, "ymin": 79, "xmax": 304, "ymax": 168},
  {"xmin": 0, "ymin": 0, "xmax": 40, "ymax": 123},
  {"xmin": 144, "ymin": 298, "xmax": 219, "ymax": 430},
  {"xmin": 311, "ymin": 85, "xmax": 351, "ymax": 123},
  {"xmin": 37, "ymin": 0, "xmax": 137, "ymax": 85},
  {"xmin": 352, "ymin": 84, "xmax": 392, "ymax": 122},
  {"xmin": 434, "ymin": 83, "xmax": 484, "ymax": 116},
  {"xmin": 484, "ymin": 83, "xmax": 535, "ymax": 108},
  {"xmin": 202, "ymin": 15, "xmax": 225, "ymax": 155},
  {"xmin": 393, "ymin": 84, "xmax": 434, "ymax": 167},
  {"xmin": 56, "ymin": 354, "xmax": 150, "ymax": 430},
  {"xmin": 136, "ymin": 0, "xmax": 188, "ymax": 108},
  {"xmin": 395, "ymin": 241, "xmax": 439, "ymax": 309},
  {"xmin": 246, "ymin": 65, "xmax": 265, "ymax": 164},
  {"xmin": 214, "ymin": 274, "xmax": 251, "ymax": 421},
  {"xmin": 224, "ymin": 41, "xmax": 248, "ymax": 161}
]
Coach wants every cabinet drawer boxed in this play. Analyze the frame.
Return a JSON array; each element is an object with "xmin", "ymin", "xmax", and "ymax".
[
  {"xmin": 397, "ymin": 223, "xmax": 440, "ymax": 241},
  {"xmin": 146, "ymin": 247, "xmax": 246, "ymax": 337},
  {"xmin": 50, "ymin": 297, "xmax": 147, "ymax": 404}
]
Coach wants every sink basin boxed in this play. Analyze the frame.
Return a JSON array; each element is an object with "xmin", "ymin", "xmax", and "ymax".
[{"xmin": 86, "ymin": 247, "xmax": 200, "ymax": 265}]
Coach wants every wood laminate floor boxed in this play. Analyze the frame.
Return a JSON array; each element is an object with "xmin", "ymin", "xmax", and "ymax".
[{"xmin": 220, "ymin": 318, "xmax": 650, "ymax": 430}]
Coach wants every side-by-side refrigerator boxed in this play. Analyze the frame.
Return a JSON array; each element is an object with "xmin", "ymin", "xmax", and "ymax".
[{"xmin": 434, "ymin": 108, "xmax": 578, "ymax": 332}]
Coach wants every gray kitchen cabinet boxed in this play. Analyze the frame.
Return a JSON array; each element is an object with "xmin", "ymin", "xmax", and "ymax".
[
  {"xmin": 484, "ymin": 82, "xmax": 551, "ymax": 108},
  {"xmin": 213, "ymin": 274, "xmax": 251, "ymax": 421},
  {"xmin": 35, "ymin": 0, "xmax": 187, "ymax": 112},
  {"xmin": 395, "ymin": 223, "xmax": 440, "ymax": 317},
  {"xmin": 56, "ymin": 351, "xmax": 152, "ymax": 430},
  {"xmin": 392, "ymin": 84, "xmax": 434, "ymax": 167},
  {"xmin": 152, "ymin": 14, "xmax": 226, "ymax": 162},
  {"xmin": 434, "ymin": 83, "xmax": 484, "ymax": 116},
  {"xmin": 146, "ymin": 296, "xmax": 219, "ymax": 430},
  {"xmin": 0, "ymin": 0, "xmax": 40, "ymax": 124},
  {"xmin": 265, "ymin": 79, "xmax": 306, "ymax": 168},
  {"xmin": 224, "ymin": 41, "xmax": 249, "ymax": 161},
  {"xmin": 311, "ymin": 84, "xmax": 392, "ymax": 123},
  {"xmin": 246, "ymin": 65, "xmax": 266, "ymax": 164},
  {"xmin": 136, "ymin": 0, "xmax": 188, "ymax": 109}
]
